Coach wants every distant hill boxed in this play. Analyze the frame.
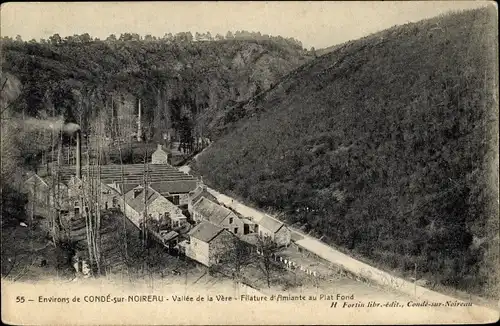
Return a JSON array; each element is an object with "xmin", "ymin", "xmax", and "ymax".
[
  {"xmin": 1, "ymin": 36, "xmax": 311, "ymax": 142},
  {"xmin": 194, "ymin": 7, "xmax": 498, "ymax": 298}
]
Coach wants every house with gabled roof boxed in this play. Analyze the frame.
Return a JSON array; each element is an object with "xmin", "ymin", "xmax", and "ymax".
[
  {"xmin": 123, "ymin": 186, "xmax": 187, "ymax": 230},
  {"xmin": 107, "ymin": 182, "xmax": 138, "ymax": 197},
  {"xmin": 150, "ymin": 179, "xmax": 197, "ymax": 207},
  {"xmin": 188, "ymin": 183, "xmax": 218, "ymax": 215},
  {"xmin": 151, "ymin": 144, "xmax": 171, "ymax": 164},
  {"xmin": 256, "ymin": 214, "xmax": 291, "ymax": 247},
  {"xmin": 24, "ymin": 173, "xmax": 70, "ymax": 215},
  {"xmin": 191, "ymin": 197, "xmax": 245, "ymax": 236},
  {"xmin": 186, "ymin": 221, "xmax": 236, "ymax": 266}
]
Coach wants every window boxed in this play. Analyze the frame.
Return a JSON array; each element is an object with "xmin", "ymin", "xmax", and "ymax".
[
  {"xmin": 229, "ymin": 217, "xmax": 233, "ymax": 224},
  {"xmin": 167, "ymin": 195, "xmax": 180, "ymax": 206},
  {"xmin": 74, "ymin": 201, "xmax": 79, "ymax": 207},
  {"xmin": 234, "ymin": 227, "xmax": 238, "ymax": 234}
]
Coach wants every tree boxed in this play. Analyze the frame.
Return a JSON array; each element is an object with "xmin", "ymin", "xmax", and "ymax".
[
  {"xmin": 15, "ymin": 35, "xmax": 23, "ymax": 43},
  {"xmin": 106, "ymin": 34, "xmax": 117, "ymax": 43},
  {"xmin": 179, "ymin": 105, "xmax": 194, "ymax": 153},
  {"xmin": 256, "ymin": 235, "xmax": 279, "ymax": 288},
  {"xmin": 215, "ymin": 33, "xmax": 224, "ymax": 41},
  {"xmin": 310, "ymin": 46, "xmax": 317, "ymax": 58},
  {"xmin": 163, "ymin": 33, "xmax": 173, "ymax": 42},
  {"xmin": 152, "ymin": 88, "xmax": 164, "ymax": 142},
  {"xmin": 217, "ymin": 237, "xmax": 253, "ymax": 282},
  {"xmin": 174, "ymin": 32, "xmax": 193, "ymax": 43},
  {"xmin": 119, "ymin": 33, "xmax": 140, "ymax": 42},
  {"xmin": 48, "ymin": 34, "xmax": 61, "ymax": 45},
  {"xmin": 64, "ymin": 35, "xmax": 76, "ymax": 43},
  {"xmin": 80, "ymin": 33, "xmax": 92, "ymax": 43},
  {"xmin": 226, "ymin": 31, "xmax": 234, "ymax": 39}
]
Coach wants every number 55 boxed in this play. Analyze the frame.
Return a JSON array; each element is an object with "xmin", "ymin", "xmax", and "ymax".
[{"xmin": 16, "ymin": 296, "xmax": 25, "ymax": 303}]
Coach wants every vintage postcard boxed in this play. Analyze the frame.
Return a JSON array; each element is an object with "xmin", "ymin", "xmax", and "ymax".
[{"xmin": 1, "ymin": 1, "xmax": 498, "ymax": 325}]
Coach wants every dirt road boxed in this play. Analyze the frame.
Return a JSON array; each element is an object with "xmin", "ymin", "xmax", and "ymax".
[{"xmin": 200, "ymin": 182, "xmax": 497, "ymax": 315}]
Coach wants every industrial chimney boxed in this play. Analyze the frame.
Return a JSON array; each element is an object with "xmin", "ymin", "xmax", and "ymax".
[
  {"xmin": 76, "ymin": 130, "xmax": 81, "ymax": 179},
  {"xmin": 62, "ymin": 123, "xmax": 82, "ymax": 179},
  {"xmin": 137, "ymin": 99, "xmax": 142, "ymax": 142}
]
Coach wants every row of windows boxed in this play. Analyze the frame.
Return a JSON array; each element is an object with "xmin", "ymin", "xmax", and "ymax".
[{"xmin": 223, "ymin": 227, "xmax": 239, "ymax": 234}]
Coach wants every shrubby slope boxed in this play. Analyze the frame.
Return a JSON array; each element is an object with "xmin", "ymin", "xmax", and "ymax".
[{"xmin": 195, "ymin": 7, "xmax": 498, "ymax": 297}]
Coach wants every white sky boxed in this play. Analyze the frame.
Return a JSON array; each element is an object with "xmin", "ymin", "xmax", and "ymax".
[{"xmin": 0, "ymin": 1, "xmax": 492, "ymax": 49}]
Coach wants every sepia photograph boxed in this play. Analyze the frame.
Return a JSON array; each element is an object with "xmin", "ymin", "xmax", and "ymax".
[{"xmin": 1, "ymin": 1, "xmax": 498, "ymax": 325}]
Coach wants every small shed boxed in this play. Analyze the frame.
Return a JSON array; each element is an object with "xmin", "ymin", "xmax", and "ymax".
[{"xmin": 159, "ymin": 230, "xmax": 179, "ymax": 247}]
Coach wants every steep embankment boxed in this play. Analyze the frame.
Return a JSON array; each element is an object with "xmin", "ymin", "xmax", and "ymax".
[{"xmin": 195, "ymin": 7, "xmax": 498, "ymax": 298}]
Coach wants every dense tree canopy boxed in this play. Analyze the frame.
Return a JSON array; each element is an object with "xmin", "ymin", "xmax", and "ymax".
[
  {"xmin": 1, "ymin": 30, "xmax": 310, "ymax": 150},
  {"xmin": 195, "ymin": 7, "xmax": 499, "ymax": 298}
]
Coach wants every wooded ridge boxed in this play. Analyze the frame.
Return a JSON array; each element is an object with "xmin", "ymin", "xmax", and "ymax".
[{"xmin": 194, "ymin": 7, "xmax": 499, "ymax": 298}]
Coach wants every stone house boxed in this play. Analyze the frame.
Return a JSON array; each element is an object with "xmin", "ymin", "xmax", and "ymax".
[
  {"xmin": 186, "ymin": 221, "xmax": 236, "ymax": 266},
  {"xmin": 256, "ymin": 214, "xmax": 291, "ymax": 247},
  {"xmin": 123, "ymin": 186, "xmax": 186, "ymax": 231},
  {"xmin": 151, "ymin": 144, "xmax": 171, "ymax": 164},
  {"xmin": 65, "ymin": 176, "xmax": 121, "ymax": 218},
  {"xmin": 150, "ymin": 179, "xmax": 197, "ymax": 208},
  {"xmin": 108, "ymin": 182, "xmax": 138, "ymax": 197},
  {"xmin": 24, "ymin": 173, "xmax": 69, "ymax": 210},
  {"xmin": 188, "ymin": 183, "xmax": 217, "ymax": 215},
  {"xmin": 98, "ymin": 182, "xmax": 122, "ymax": 211},
  {"xmin": 191, "ymin": 197, "xmax": 245, "ymax": 236},
  {"xmin": 24, "ymin": 173, "xmax": 70, "ymax": 217}
]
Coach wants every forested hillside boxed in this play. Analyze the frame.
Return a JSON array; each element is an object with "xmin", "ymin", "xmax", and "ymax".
[
  {"xmin": 195, "ymin": 7, "xmax": 499, "ymax": 297},
  {"xmin": 0, "ymin": 31, "xmax": 311, "ymax": 228},
  {"xmin": 1, "ymin": 32, "xmax": 310, "ymax": 148}
]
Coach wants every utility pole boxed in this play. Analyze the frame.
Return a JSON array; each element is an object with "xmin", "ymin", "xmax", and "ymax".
[
  {"xmin": 142, "ymin": 145, "xmax": 149, "ymax": 248},
  {"xmin": 30, "ymin": 172, "xmax": 36, "ymax": 257},
  {"xmin": 50, "ymin": 105, "xmax": 57, "ymax": 245}
]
